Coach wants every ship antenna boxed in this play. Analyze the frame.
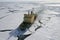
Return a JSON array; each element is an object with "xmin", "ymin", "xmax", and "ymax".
[
  {"xmin": 31, "ymin": 8, "xmax": 34, "ymax": 14},
  {"xmin": 28, "ymin": 10, "xmax": 30, "ymax": 15}
]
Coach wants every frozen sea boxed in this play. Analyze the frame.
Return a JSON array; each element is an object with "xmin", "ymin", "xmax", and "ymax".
[{"xmin": 0, "ymin": 2, "xmax": 60, "ymax": 40}]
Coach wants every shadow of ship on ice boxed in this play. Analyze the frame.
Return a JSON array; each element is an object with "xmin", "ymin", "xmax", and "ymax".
[{"xmin": 7, "ymin": 9, "xmax": 43, "ymax": 40}]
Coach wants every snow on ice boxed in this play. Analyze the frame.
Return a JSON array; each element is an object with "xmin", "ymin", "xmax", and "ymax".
[{"xmin": 0, "ymin": 2, "xmax": 60, "ymax": 40}]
